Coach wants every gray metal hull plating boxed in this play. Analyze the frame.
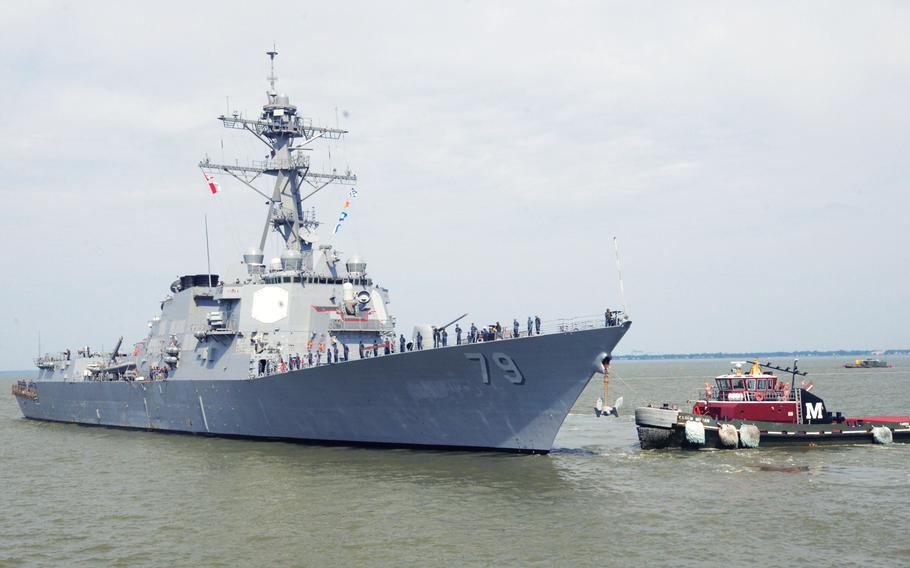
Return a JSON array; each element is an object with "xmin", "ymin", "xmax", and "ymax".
[{"xmin": 16, "ymin": 323, "xmax": 629, "ymax": 453}]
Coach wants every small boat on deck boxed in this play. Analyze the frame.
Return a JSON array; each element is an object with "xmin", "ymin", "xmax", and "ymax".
[
  {"xmin": 635, "ymin": 360, "xmax": 910, "ymax": 449},
  {"xmin": 844, "ymin": 358, "xmax": 892, "ymax": 369}
]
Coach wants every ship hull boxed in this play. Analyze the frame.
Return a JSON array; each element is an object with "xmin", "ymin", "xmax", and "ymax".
[{"xmin": 15, "ymin": 323, "xmax": 629, "ymax": 453}]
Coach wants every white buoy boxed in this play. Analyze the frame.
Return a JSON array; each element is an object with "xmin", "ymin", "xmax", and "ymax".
[
  {"xmin": 739, "ymin": 424, "xmax": 761, "ymax": 448},
  {"xmin": 718, "ymin": 423, "xmax": 739, "ymax": 448},
  {"xmin": 685, "ymin": 420, "xmax": 706, "ymax": 445},
  {"xmin": 872, "ymin": 426, "xmax": 893, "ymax": 444}
]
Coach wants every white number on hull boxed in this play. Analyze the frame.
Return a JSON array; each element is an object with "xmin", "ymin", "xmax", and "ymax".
[
  {"xmin": 491, "ymin": 353, "xmax": 524, "ymax": 384},
  {"xmin": 464, "ymin": 353, "xmax": 490, "ymax": 384},
  {"xmin": 464, "ymin": 353, "xmax": 524, "ymax": 385}
]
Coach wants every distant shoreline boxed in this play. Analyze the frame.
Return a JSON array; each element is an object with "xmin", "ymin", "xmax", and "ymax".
[{"xmin": 614, "ymin": 349, "xmax": 908, "ymax": 361}]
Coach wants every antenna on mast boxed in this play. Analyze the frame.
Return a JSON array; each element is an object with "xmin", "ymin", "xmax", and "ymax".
[
  {"xmin": 204, "ymin": 214, "xmax": 213, "ymax": 288},
  {"xmin": 614, "ymin": 236, "xmax": 628, "ymax": 315},
  {"xmin": 200, "ymin": 50, "xmax": 357, "ymax": 257},
  {"xmin": 266, "ymin": 45, "xmax": 279, "ymax": 94}
]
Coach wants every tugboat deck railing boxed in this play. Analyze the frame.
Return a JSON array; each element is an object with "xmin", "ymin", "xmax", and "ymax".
[{"xmin": 699, "ymin": 388, "xmax": 795, "ymax": 402}]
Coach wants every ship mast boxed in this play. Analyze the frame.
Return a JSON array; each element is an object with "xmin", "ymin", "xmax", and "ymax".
[{"xmin": 199, "ymin": 48, "xmax": 356, "ymax": 254}]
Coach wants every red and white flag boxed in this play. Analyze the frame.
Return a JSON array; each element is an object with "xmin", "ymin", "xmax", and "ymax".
[{"xmin": 203, "ymin": 171, "xmax": 221, "ymax": 195}]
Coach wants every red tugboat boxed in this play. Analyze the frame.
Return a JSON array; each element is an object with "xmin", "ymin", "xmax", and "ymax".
[{"xmin": 635, "ymin": 360, "xmax": 910, "ymax": 449}]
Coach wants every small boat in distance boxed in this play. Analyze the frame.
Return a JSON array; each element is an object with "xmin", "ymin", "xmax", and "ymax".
[
  {"xmin": 635, "ymin": 360, "xmax": 910, "ymax": 449},
  {"xmin": 844, "ymin": 358, "xmax": 892, "ymax": 368}
]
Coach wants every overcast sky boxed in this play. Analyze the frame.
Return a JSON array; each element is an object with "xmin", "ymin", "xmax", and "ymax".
[{"xmin": 1, "ymin": 2, "xmax": 907, "ymax": 368}]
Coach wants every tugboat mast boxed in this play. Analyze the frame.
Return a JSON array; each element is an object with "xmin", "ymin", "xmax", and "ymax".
[
  {"xmin": 199, "ymin": 48, "xmax": 356, "ymax": 256},
  {"xmin": 749, "ymin": 359, "xmax": 808, "ymax": 393}
]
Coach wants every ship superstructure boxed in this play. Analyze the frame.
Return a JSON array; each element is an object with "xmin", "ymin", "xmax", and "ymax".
[{"xmin": 14, "ymin": 51, "xmax": 631, "ymax": 453}]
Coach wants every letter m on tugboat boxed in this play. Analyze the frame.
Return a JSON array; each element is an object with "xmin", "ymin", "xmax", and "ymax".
[{"xmin": 805, "ymin": 402, "xmax": 824, "ymax": 421}]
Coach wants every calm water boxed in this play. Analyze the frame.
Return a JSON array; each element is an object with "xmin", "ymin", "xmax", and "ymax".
[{"xmin": 2, "ymin": 357, "xmax": 909, "ymax": 567}]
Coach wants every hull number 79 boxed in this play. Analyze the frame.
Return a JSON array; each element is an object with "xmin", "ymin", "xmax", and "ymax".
[{"xmin": 464, "ymin": 353, "xmax": 524, "ymax": 385}]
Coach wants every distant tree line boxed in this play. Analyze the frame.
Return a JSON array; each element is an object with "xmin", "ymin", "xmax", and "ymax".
[{"xmin": 615, "ymin": 349, "xmax": 909, "ymax": 361}]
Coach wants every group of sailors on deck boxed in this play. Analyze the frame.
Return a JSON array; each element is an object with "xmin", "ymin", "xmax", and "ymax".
[{"xmin": 255, "ymin": 308, "xmax": 621, "ymax": 376}]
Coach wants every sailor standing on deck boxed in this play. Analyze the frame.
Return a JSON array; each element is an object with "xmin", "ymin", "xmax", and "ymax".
[
  {"xmin": 441, "ymin": 328, "xmax": 448, "ymax": 347},
  {"xmin": 469, "ymin": 323, "xmax": 477, "ymax": 343},
  {"xmin": 455, "ymin": 324, "xmax": 462, "ymax": 345},
  {"xmin": 359, "ymin": 341, "xmax": 365, "ymax": 359},
  {"xmin": 432, "ymin": 327, "xmax": 439, "ymax": 349},
  {"xmin": 534, "ymin": 315, "xmax": 541, "ymax": 335},
  {"xmin": 400, "ymin": 334, "xmax": 407, "ymax": 353},
  {"xmin": 513, "ymin": 319, "xmax": 520, "ymax": 338},
  {"xmin": 527, "ymin": 316, "xmax": 533, "ymax": 337},
  {"xmin": 416, "ymin": 332, "xmax": 423, "ymax": 350},
  {"xmin": 343, "ymin": 343, "xmax": 349, "ymax": 361}
]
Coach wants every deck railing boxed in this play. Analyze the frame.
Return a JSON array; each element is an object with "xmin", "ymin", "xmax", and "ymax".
[
  {"xmin": 463, "ymin": 311, "xmax": 629, "ymax": 342},
  {"xmin": 697, "ymin": 388, "xmax": 794, "ymax": 402},
  {"xmin": 327, "ymin": 318, "xmax": 395, "ymax": 332}
]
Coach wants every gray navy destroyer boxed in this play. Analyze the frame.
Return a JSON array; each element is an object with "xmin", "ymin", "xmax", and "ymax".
[{"xmin": 13, "ymin": 51, "xmax": 631, "ymax": 453}]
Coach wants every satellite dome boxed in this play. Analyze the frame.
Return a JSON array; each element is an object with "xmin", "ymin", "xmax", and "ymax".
[
  {"xmin": 276, "ymin": 94, "xmax": 290, "ymax": 106},
  {"xmin": 269, "ymin": 257, "xmax": 282, "ymax": 271}
]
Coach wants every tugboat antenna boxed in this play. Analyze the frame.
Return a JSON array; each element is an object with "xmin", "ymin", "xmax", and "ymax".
[
  {"xmin": 750, "ymin": 359, "xmax": 808, "ymax": 377},
  {"xmin": 750, "ymin": 358, "xmax": 807, "ymax": 393}
]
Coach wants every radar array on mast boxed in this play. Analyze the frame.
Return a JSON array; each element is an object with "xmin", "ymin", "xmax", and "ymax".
[{"xmin": 199, "ymin": 48, "xmax": 356, "ymax": 253}]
